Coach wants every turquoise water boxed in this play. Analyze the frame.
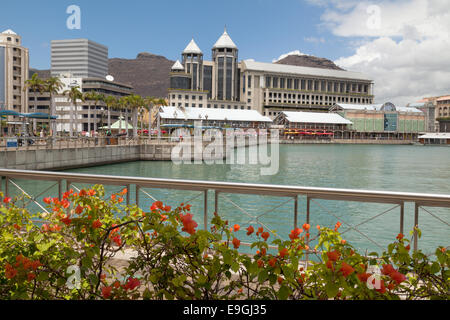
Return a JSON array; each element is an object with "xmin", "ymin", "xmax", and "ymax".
[{"xmin": 8, "ymin": 144, "xmax": 450, "ymax": 255}]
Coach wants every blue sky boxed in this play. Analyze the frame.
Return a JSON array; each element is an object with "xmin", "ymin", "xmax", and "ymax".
[{"xmin": 0, "ymin": 0, "xmax": 354, "ymax": 69}]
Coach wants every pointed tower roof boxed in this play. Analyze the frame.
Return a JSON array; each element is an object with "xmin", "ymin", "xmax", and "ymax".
[
  {"xmin": 213, "ymin": 28, "xmax": 237, "ymax": 49},
  {"xmin": 171, "ymin": 60, "xmax": 184, "ymax": 71},
  {"xmin": 2, "ymin": 29, "xmax": 17, "ymax": 35},
  {"xmin": 183, "ymin": 38, "xmax": 202, "ymax": 54}
]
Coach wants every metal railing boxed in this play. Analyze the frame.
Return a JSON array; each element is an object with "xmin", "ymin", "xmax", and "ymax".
[{"xmin": 0, "ymin": 168, "xmax": 449, "ymax": 254}]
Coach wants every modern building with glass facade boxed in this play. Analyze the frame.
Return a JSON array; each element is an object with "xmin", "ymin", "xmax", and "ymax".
[
  {"xmin": 0, "ymin": 29, "xmax": 29, "ymax": 119},
  {"xmin": 51, "ymin": 39, "xmax": 108, "ymax": 78},
  {"xmin": 330, "ymin": 102, "xmax": 425, "ymax": 139},
  {"xmin": 169, "ymin": 29, "xmax": 374, "ymax": 119}
]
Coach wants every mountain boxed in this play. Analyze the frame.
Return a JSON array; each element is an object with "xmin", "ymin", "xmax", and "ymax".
[
  {"xmin": 108, "ymin": 52, "xmax": 174, "ymax": 98},
  {"xmin": 275, "ymin": 54, "xmax": 345, "ymax": 71}
]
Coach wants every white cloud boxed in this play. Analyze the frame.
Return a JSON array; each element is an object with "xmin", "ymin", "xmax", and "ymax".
[
  {"xmin": 309, "ymin": 0, "xmax": 450, "ymax": 106},
  {"xmin": 272, "ymin": 50, "xmax": 310, "ymax": 63},
  {"xmin": 304, "ymin": 36, "xmax": 326, "ymax": 43}
]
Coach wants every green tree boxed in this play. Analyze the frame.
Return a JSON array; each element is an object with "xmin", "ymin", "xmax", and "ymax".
[
  {"xmin": 64, "ymin": 86, "xmax": 84, "ymax": 137},
  {"xmin": 24, "ymin": 73, "xmax": 45, "ymax": 134},
  {"xmin": 44, "ymin": 77, "xmax": 63, "ymax": 138}
]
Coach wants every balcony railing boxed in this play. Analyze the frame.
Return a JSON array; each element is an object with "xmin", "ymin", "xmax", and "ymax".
[{"xmin": 0, "ymin": 169, "xmax": 449, "ymax": 256}]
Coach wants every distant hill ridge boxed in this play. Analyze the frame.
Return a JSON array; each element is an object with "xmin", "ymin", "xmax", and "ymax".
[{"xmin": 30, "ymin": 53, "xmax": 344, "ymax": 98}]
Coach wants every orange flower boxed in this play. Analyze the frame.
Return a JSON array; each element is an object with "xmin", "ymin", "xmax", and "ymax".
[
  {"xmin": 326, "ymin": 260, "xmax": 334, "ymax": 271},
  {"xmin": 268, "ymin": 257, "xmax": 277, "ymax": 268},
  {"xmin": 289, "ymin": 228, "xmax": 303, "ymax": 240},
  {"xmin": 5, "ymin": 264, "xmax": 17, "ymax": 279},
  {"xmin": 232, "ymin": 237, "xmax": 241, "ymax": 249},
  {"xmin": 42, "ymin": 224, "xmax": 50, "ymax": 232},
  {"xmin": 256, "ymin": 227, "xmax": 264, "ymax": 236},
  {"xmin": 246, "ymin": 225, "xmax": 254, "ymax": 236},
  {"xmin": 302, "ymin": 223, "xmax": 310, "ymax": 231},
  {"xmin": 163, "ymin": 205, "xmax": 171, "ymax": 212},
  {"xmin": 316, "ymin": 225, "xmax": 321, "ymax": 230},
  {"xmin": 180, "ymin": 213, "xmax": 198, "ymax": 235},
  {"xmin": 43, "ymin": 197, "xmax": 52, "ymax": 204},
  {"xmin": 261, "ymin": 232, "xmax": 270, "ymax": 241},
  {"xmin": 111, "ymin": 194, "xmax": 116, "ymax": 201},
  {"xmin": 75, "ymin": 205, "xmax": 84, "ymax": 214},
  {"xmin": 92, "ymin": 219, "xmax": 102, "ymax": 229},
  {"xmin": 117, "ymin": 197, "xmax": 123, "ymax": 203},
  {"xmin": 334, "ymin": 221, "xmax": 342, "ymax": 231},
  {"xmin": 260, "ymin": 247, "xmax": 267, "ymax": 256},
  {"xmin": 257, "ymin": 259, "xmax": 264, "ymax": 268},
  {"xmin": 13, "ymin": 224, "xmax": 21, "ymax": 231},
  {"xmin": 88, "ymin": 189, "xmax": 96, "ymax": 196},
  {"xmin": 341, "ymin": 240, "xmax": 347, "ymax": 245},
  {"xmin": 27, "ymin": 273, "xmax": 36, "ymax": 282},
  {"xmin": 277, "ymin": 276, "xmax": 284, "ymax": 284},
  {"xmin": 326, "ymin": 250, "xmax": 340, "ymax": 262},
  {"xmin": 339, "ymin": 262, "xmax": 355, "ymax": 277},
  {"xmin": 396, "ymin": 233, "xmax": 404, "ymax": 240},
  {"xmin": 3, "ymin": 197, "xmax": 11, "ymax": 204},
  {"xmin": 61, "ymin": 216, "xmax": 72, "ymax": 226},
  {"xmin": 79, "ymin": 189, "xmax": 87, "ymax": 197},
  {"xmin": 120, "ymin": 188, "xmax": 128, "ymax": 195},
  {"xmin": 279, "ymin": 247, "xmax": 289, "ymax": 258},
  {"xmin": 233, "ymin": 224, "xmax": 240, "ymax": 232}
]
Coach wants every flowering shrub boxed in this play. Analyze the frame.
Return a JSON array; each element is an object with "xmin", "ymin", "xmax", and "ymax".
[{"xmin": 0, "ymin": 189, "xmax": 448, "ymax": 300}]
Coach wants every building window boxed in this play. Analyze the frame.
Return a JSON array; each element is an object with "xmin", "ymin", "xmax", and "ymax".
[
  {"xmin": 266, "ymin": 76, "xmax": 271, "ymax": 88},
  {"xmin": 192, "ymin": 95, "xmax": 196, "ymax": 100},
  {"xmin": 248, "ymin": 75, "xmax": 252, "ymax": 88},
  {"xmin": 280, "ymin": 78, "xmax": 285, "ymax": 89},
  {"xmin": 199, "ymin": 104, "xmax": 203, "ymax": 108}
]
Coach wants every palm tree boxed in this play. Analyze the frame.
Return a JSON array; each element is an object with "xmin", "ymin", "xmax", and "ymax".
[
  {"xmin": 104, "ymin": 95, "xmax": 117, "ymax": 133},
  {"xmin": 64, "ymin": 86, "xmax": 84, "ymax": 137},
  {"xmin": 154, "ymin": 98, "xmax": 167, "ymax": 140},
  {"xmin": 24, "ymin": 73, "xmax": 45, "ymax": 134},
  {"xmin": 94, "ymin": 93, "xmax": 105, "ymax": 133},
  {"xmin": 127, "ymin": 94, "xmax": 143, "ymax": 138},
  {"xmin": 44, "ymin": 77, "xmax": 63, "ymax": 138}
]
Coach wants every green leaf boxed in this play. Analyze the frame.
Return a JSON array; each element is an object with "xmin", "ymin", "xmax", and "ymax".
[
  {"xmin": 278, "ymin": 285, "xmax": 290, "ymax": 300},
  {"xmin": 325, "ymin": 282, "xmax": 339, "ymax": 298},
  {"xmin": 258, "ymin": 269, "xmax": 268, "ymax": 284},
  {"xmin": 430, "ymin": 262, "xmax": 440, "ymax": 274}
]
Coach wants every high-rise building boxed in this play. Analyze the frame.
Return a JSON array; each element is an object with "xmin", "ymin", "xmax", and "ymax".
[
  {"xmin": 51, "ymin": 39, "xmax": 108, "ymax": 78},
  {"xmin": 0, "ymin": 29, "xmax": 29, "ymax": 115},
  {"xmin": 169, "ymin": 29, "xmax": 374, "ymax": 118}
]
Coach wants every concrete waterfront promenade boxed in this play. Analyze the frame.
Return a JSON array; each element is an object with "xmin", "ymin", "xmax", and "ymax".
[
  {"xmin": 0, "ymin": 135, "xmax": 418, "ymax": 171},
  {"xmin": 0, "ymin": 136, "xmax": 249, "ymax": 170}
]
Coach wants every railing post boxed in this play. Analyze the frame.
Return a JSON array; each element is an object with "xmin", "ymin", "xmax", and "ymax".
[
  {"xmin": 135, "ymin": 185, "xmax": 140, "ymax": 207},
  {"xmin": 204, "ymin": 190, "xmax": 208, "ymax": 230},
  {"xmin": 5, "ymin": 176, "xmax": 9, "ymax": 198},
  {"xmin": 400, "ymin": 202, "xmax": 404, "ymax": 235},
  {"xmin": 414, "ymin": 203, "xmax": 419, "ymax": 252},
  {"xmin": 126, "ymin": 184, "xmax": 130, "ymax": 206},
  {"xmin": 58, "ymin": 180, "xmax": 62, "ymax": 200},
  {"xmin": 294, "ymin": 195, "xmax": 298, "ymax": 229},
  {"xmin": 306, "ymin": 196, "xmax": 310, "ymax": 225},
  {"xmin": 214, "ymin": 190, "xmax": 219, "ymax": 214}
]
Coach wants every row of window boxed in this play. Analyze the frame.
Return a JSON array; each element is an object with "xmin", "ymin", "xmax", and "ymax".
[
  {"xmin": 171, "ymin": 94, "xmax": 204, "ymax": 101},
  {"xmin": 260, "ymin": 76, "xmax": 369, "ymax": 94},
  {"xmin": 265, "ymin": 94, "xmax": 371, "ymax": 105},
  {"xmin": 170, "ymin": 102, "xmax": 251, "ymax": 110}
]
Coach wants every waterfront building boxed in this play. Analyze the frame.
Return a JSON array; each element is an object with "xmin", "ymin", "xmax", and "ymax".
[
  {"xmin": 418, "ymin": 132, "xmax": 450, "ymax": 145},
  {"xmin": 28, "ymin": 74, "xmax": 134, "ymax": 133},
  {"xmin": 330, "ymin": 102, "xmax": 425, "ymax": 140},
  {"xmin": 51, "ymin": 39, "xmax": 108, "ymax": 78},
  {"xmin": 0, "ymin": 29, "xmax": 29, "ymax": 132},
  {"xmin": 407, "ymin": 101, "xmax": 436, "ymax": 132},
  {"xmin": 274, "ymin": 111, "xmax": 351, "ymax": 130},
  {"xmin": 169, "ymin": 29, "xmax": 374, "ymax": 119},
  {"xmin": 158, "ymin": 106, "xmax": 272, "ymax": 129}
]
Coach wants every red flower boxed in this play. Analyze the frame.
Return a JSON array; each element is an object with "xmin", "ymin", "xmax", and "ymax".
[
  {"xmin": 163, "ymin": 205, "xmax": 171, "ymax": 212},
  {"xmin": 268, "ymin": 257, "xmax": 277, "ymax": 268},
  {"xmin": 92, "ymin": 219, "xmax": 102, "ymax": 229},
  {"xmin": 13, "ymin": 224, "xmax": 21, "ymax": 231},
  {"xmin": 405, "ymin": 244, "xmax": 410, "ymax": 251},
  {"xmin": 61, "ymin": 216, "xmax": 72, "ymax": 226},
  {"xmin": 42, "ymin": 224, "xmax": 50, "ymax": 232},
  {"xmin": 43, "ymin": 197, "xmax": 52, "ymax": 204},
  {"xmin": 233, "ymin": 224, "xmax": 240, "ymax": 232},
  {"xmin": 120, "ymin": 188, "xmax": 127, "ymax": 195},
  {"xmin": 79, "ymin": 189, "xmax": 87, "ymax": 197},
  {"xmin": 88, "ymin": 189, "xmax": 96, "ymax": 196},
  {"xmin": 232, "ymin": 237, "xmax": 241, "ymax": 249},
  {"xmin": 289, "ymin": 228, "xmax": 303, "ymax": 240},
  {"xmin": 112, "ymin": 235, "xmax": 122, "ymax": 246},
  {"xmin": 261, "ymin": 232, "xmax": 270, "ymax": 241},
  {"xmin": 27, "ymin": 273, "xmax": 36, "ymax": 282},
  {"xmin": 326, "ymin": 250, "xmax": 340, "ymax": 262},
  {"xmin": 279, "ymin": 248, "xmax": 289, "ymax": 258},
  {"xmin": 75, "ymin": 205, "xmax": 84, "ymax": 214},
  {"xmin": 396, "ymin": 233, "xmax": 404, "ymax": 240},
  {"xmin": 256, "ymin": 227, "xmax": 264, "ymax": 236},
  {"xmin": 326, "ymin": 260, "xmax": 334, "ymax": 271},
  {"xmin": 340, "ymin": 262, "xmax": 355, "ymax": 277},
  {"xmin": 302, "ymin": 223, "xmax": 310, "ymax": 231},
  {"xmin": 246, "ymin": 225, "xmax": 254, "ymax": 236},
  {"xmin": 102, "ymin": 286, "xmax": 112, "ymax": 299},
  {"xmin": 257, "ymin": 259, "xmax": 264, "ymax": 268},
  {"xmin": 375, "ymin": 279, "xmax": 386, "ymax": 294},
  {"xmin": 180, "ymin": 213, "xmax": 198, "ymax": 235},
  {"xmin": 357, "ymin": 272, "xmax": 371, "ymax": 283},
  {"xmin": 381, "ymin": 264, "xmax": 396, "ymax": 276},
  {"xmin": 3, "ymin": 197, "xmax": 11, "ymax": 204},
  {"xmin": 5, "ymin": 263, "xmax": 17, "ymax": 279},
  {"xmin": 124, "ymin": 277, "xmax": 140, "ymax": 290},
  {"xmin": 390, "ymin": 271, "xmax": 407, "ymax": 285},
  {"xmin": 277, "ymin": 276, "xmax": 284, "ymax": 284}
]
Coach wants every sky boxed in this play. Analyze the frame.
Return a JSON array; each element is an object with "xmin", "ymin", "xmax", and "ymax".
[{"xmin": 1, "ymin": 0, "xmax": 449, "ymax": 106}]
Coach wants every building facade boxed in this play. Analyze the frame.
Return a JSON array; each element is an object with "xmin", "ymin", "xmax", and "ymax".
[
  {"xmin": 28, "ymin": 75, "xmax": 133, "ymax": 133},
  {"xmin": 330, "ymin": 102, "xmax": 425, "ymax": 139},
  {"xmin": 0, "ymin": 29, "xmax": 29, "ymax": 117},
  {"xmin": 51, "ymin": 39, "xmax": 108, "ymax": 78},
  {"xmin": 168, "ymin": 29, "xmax": 374, "ymax": 119}
]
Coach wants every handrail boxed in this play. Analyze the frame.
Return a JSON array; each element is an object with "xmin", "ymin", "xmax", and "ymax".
[{"xmin": 0, "ymin": 169, "xmax": 449, "ymax": 207}]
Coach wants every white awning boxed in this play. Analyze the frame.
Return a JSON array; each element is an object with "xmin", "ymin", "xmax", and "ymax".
[
  {"xmin": 159, "ymin": 107, "xmax": 272, "ymax": 122},
  {"xmin": 281, "ymin": 111, "xmax": 353, "ymax": 125}
]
